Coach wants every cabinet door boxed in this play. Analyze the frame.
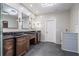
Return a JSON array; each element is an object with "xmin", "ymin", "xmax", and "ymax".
[
  {"xmin": 62, "ymin": 33, "xmax": 78, "ymax": 53},
  {"xmin": 16, "ymin": 37, "xmax": 27, "ymax": 56},
  {"xmin": 3, "ymin": 39, "xmax": 14, "ymax": 56}
]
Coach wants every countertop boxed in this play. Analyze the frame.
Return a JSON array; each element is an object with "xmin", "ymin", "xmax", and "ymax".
[
  {"xmin": 3, "ymin": 34, "xmax": 36, "ymax": 40},
  {"xmin": 3, "ymin": 31, "xmax": 40, "ymax": 40},
  {"xmin": 3, "ymin": 35, "xmax": 14, "ymax": 40}
]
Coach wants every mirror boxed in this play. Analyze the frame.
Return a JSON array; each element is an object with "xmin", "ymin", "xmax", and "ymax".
[
  {"xmin": 2, "ymin": 4, "xmax": 18, "ymax": 29},
  {"xmin": 22, "ymin": 13, "xmax": 30, "ymax": 29}
]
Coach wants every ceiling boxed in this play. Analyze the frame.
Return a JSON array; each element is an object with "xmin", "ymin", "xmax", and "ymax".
[{"xmin": 22, "ymin": 3, "xmax": 73, "ymax": 15}]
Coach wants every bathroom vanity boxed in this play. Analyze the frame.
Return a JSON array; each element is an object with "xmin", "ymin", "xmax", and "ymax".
[
  {"xmin": 2, "ymin": 4, "xmax": 41, "ymax": 56},
  {"xmin": 3, "ymin": 31, "xmax": 41, "ymax": 56},
  {"xmin": 61, "ymin": 32, "xmax": 78, "ymax": 53}
]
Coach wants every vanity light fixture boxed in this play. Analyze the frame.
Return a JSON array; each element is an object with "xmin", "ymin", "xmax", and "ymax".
[{"xmin": 41, "ymin": 3, "xmax": 56, "ymax": 7}]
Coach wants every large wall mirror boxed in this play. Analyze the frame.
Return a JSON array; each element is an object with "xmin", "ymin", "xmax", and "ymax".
[
  {"xmin": 2, "ymin": 4, "xmax": 18, "ymax": 29},
  {"xmin": 22, "ymin": 13, "xmax": 30, "ymax": 29}
]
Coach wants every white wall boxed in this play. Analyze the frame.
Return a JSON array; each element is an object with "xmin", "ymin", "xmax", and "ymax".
[
  {"xmin": 36, "ymin": 11, "xmax": 70, "ymax": 44},
  {"xmin": 70, "ymin": 4, "xmax": 79, "ymax": 32},
  {"xmin": 56, "ymin": 11, "xmax": 70, "ymax": 44},
  {"xmin": 70, "ymin": 3, "xmax": 79, "ymax": 53}
]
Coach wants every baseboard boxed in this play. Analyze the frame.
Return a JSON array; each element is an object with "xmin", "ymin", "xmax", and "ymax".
[
  {"xmin": 61, "ymin": 47, "xmax": 79, "ymax": 54},
  {"xmin": 62, "ymin": 50, "xmax": 79, "ymax": 55},
  {"xmin": 40, "ymin": 41, "xmax": 60, "ymax": 45}
]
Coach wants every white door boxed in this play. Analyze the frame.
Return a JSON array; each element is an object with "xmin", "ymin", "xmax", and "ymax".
[{"xmin": 45, "ymin": 20, "xmax": 56, "ymax": 43}]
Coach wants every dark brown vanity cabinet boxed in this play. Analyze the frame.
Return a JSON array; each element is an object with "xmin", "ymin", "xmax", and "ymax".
[
  {"xmin": 3, "ymin": 39, "xmax": 14, "ymax": 56},
  {"xmin": 16, "ymin": 36, "xmax": 29, "ymax": 56},
  {"xmin": 3, "ymin": 31, "xmax": 41, "ymax": 56},
  {"xmin": 3, "ymin": 36, "xmax": 30, "ymax": 56}
]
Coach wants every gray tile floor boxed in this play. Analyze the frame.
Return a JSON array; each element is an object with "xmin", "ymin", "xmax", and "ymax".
[{"xmin": 25, "ymin": 42, "xmax": 78, "ymax": 56}]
